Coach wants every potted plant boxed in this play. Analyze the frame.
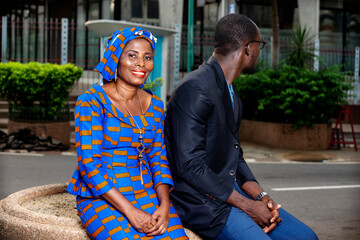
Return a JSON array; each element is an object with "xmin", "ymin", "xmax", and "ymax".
[{"xmin": 0, "ymin": 62, "xmax": 82, "ymax": 147}]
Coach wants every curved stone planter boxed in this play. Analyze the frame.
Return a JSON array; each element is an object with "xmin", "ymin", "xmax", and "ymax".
[
  {"xmin": 0, "ymin": 183, "xmax": 202, "ymax": 240},
  {"xmin": 239, "ymin": 119, "xmax": 332, "ymax": 150}
]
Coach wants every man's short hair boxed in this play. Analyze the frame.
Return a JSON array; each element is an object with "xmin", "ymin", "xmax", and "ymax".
[{"xmin": 214, "ymin": 14, "xmax": 259, "ymax": 56}]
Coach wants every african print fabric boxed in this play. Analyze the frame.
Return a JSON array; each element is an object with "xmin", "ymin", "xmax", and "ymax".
[
  {"xmin": 67, "ymin": 83, "xmax": 188, "ymax": 239},
  {"xmin": 76, "ymin": 196, "xmax": 187, "ymax": 240}
]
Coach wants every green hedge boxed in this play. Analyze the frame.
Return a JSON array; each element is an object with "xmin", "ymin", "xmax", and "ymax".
[
  {"xmin": 0, "ymin": 62, "xmax": 82, "ymax": 118},
  {"xmin": 233, "ymin": 64, "xmax": 351, "ymax": 128}
]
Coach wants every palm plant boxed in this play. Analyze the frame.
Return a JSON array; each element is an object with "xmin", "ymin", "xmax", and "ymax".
[{"xmin": 286, "ymin": 26, "xmax": 315, "ymax": 69}]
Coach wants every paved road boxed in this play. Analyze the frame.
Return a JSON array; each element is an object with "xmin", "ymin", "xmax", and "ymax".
[
  {"xmin": 0, "ymin": 152, "xmax": 76, "ymax": 199},
  {"xmin": 0, "ymin": 152, "xmax": 359, "ymax": 240},
  {"xmin": 249, "ymin": 162, "xmax": 360, "ymax": 240}
]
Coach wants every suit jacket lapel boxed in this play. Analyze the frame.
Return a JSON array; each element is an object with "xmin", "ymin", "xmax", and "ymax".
[
  {"xmin": 207, "ymin": 57, "xmax": 240, "ymax": 141},
  {"xmin": 233, "ymin": 89, "xmax": 241, "ymax": 129},
  {"xmin": 233, "ymin": 90, "xmax": 239, "ymax": 122}
]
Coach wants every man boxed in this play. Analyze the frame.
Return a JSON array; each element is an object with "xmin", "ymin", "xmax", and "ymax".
[{"xmin": 164, "ymin": 14, "xmax": 318, "ymax": 240}]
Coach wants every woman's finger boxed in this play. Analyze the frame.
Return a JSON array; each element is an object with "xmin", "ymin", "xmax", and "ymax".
[
  {"xmin": 146, "ymin": 220, "xmax": 162, "ymax": 234},
  {"xmin": 147, "ymin": 224, "xmax": 166, "ymax": 236},
  {"xmin": 147, "ymin": 218, "xmax": 156, "ymax": 228}
]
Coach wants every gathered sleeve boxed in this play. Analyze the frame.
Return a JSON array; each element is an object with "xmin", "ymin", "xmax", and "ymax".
[
  {"xmin": 146, "ymin": 101, "xmax": 174, "ymax": 191},
  {"xmin": 74, "ymin": 93, "xmax": 115, "ymax": 196}
]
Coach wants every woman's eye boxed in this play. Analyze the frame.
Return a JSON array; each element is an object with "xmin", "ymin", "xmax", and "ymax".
[
  {"xmin": 145, "ymin": 55, "xmax": 152, "ymax": 60},
  {"xmin": 129, "ymin": 53, "xmax": 136, "ymax": 58}
]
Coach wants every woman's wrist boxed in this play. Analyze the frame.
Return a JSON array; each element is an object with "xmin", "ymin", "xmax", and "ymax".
[
  {"xmin": 159, "ymin": 200, "xmax": 170, "ymax": 209},
  {"xmin": 102, "ymin": 188, "xmax": 136, "ymax": 216},
  {"xmin": 155, "ymin": 184, "xmax": 170, "ymax": 206},
  {"xmin": 121, "ymin": 202, "xmax": 138, "ymax": 216}
]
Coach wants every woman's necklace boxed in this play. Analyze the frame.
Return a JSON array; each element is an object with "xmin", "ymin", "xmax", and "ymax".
[{"xmin": 114, "ymin": 84, "xmax": 145, "ymax": 184}]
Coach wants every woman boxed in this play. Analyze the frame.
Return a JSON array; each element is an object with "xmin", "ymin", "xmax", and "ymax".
[{"xmin": 67, "ymin": 27, "xmax": 188, "ymax": 240}]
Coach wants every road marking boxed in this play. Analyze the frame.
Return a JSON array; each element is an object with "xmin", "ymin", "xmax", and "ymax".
[
  {"xmin": 246, "ymin": 158, "xmax": 256, "ymax": 163},
  {"xmin": 271, "ymin": 185, "xmax": 360, "ymax": 191},
  {"xmin": 61, "ymin": 152, "xmax": 76, "ymax": 156},
  {"xmin": 0, "ymin": 152, "xmax": 44, "ymax": 157},
  {"xmin": 248, "ymin": 161, "xmax": 360, "ymax": 165}
]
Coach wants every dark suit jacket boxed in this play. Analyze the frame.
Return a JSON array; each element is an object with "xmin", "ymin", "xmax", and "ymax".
[{"xmin": 164, "ymin": 56, "xmax": 257, "ymax": 239}]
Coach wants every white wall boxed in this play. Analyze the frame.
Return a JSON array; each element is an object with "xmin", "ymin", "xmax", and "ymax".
[{"xmin": 298, "ymin": 0, "xmax": 320, "ymax": 38}]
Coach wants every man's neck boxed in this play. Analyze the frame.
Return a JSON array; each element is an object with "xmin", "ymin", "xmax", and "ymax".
[{"xmin": 212, "ymin": 52, "xmax": 242, "ymax": 86}]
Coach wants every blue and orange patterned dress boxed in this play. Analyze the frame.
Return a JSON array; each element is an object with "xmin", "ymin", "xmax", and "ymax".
[{"xmin": 67, "ymin": 83, "xmax": 188, "ymax": 240}]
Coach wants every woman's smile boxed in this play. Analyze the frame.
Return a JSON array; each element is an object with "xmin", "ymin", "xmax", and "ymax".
[{"xmin": 131, "ymin": 70, "xmax": 146, "ymax": 78}]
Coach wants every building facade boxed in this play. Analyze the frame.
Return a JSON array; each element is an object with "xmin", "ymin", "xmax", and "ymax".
[{"xmin": 1, "ymin": 0, "xmax": 359, "ymax": 98}]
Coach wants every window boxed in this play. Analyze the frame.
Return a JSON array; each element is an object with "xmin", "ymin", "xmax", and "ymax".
[
  {"xmin": 129, "ymin": 0, "xmax": 159, "ymax": 24},
  {"xmin": 147, "ymin": 0, "xmax": 159, "ymax": 19},
  {"xmin": 132, "ymin": 0, "xmax": 143, "ymax": 18}
]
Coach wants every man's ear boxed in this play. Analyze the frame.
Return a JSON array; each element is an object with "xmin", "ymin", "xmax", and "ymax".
[{"xmin": 244, "ymin": 47, "xmax": 249, "ymax": 56}]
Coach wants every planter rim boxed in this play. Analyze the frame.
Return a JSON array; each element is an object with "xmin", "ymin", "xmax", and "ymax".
[
  {"xmin": 239, "ymin": 119, "xmax": 332, "ymax": 150},
  {"xmin": 0, "ymin": 183, "xmax": 202, "ymax": 240}
]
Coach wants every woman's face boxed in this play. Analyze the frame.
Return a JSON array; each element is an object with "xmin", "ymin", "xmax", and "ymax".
[{"xmin": 117, "ymin": 38, "xmax": 154, "ymax": 88}]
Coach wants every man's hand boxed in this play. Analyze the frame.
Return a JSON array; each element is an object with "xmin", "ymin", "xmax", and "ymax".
[
  {"xmin": 243, "ymin": 199, "xmax": 274, "ymax": 229},
  {"xmin": 227, "ymin": 188, "xmax": 274, "ymax": 228},
  {"xmin": 146, "ymin": 203, "xmax": 170, "ymax": 236},
  {"xmin": 227, "ymin": 182, "xmax": 284, "ymax": 233},
  {"xmin": 260, "ymin": 196, "xmax": 282, "ymax": 233}
]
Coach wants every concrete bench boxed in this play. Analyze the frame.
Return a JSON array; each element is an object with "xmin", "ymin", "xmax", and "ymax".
[{"xmin": 0, "ymin": 183, "xmax": 202, "ymax": 240}]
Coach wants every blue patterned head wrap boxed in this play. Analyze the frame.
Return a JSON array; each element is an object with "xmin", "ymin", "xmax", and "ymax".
[{"xmin": 94, "ymin": 27, "xmax": 157, "ymax": 83}]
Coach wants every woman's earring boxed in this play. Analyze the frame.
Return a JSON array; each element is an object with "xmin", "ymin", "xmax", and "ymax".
[{"xmin": 115, "ymin": 69, "xmax": 118, "ymax": 82}]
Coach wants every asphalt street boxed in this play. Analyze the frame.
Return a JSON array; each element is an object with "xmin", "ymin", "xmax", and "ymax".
[
  {"xmin": 0, "ymin": 152, "xmax": 77, "ymax": 199},
  {"xmin": 249, "ymin": 162, "xmax": 360, "ymax": 240},
  {"xmin": 0, "ymin": 152, "xmax": 359, "ymax": 240}
]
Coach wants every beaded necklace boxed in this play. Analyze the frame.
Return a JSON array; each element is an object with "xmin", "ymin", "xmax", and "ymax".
[{"xmin": 114, "ymin": 84, "xmax": 145, "ymax": 184}]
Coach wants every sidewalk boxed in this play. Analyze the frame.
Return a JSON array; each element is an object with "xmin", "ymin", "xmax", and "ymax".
[
  {"xmin": 66, "ymin": 123, "xmax": 360, "ymax": 163},
  {"xmin": 3, "ymin": 123, "xmax": 359, "ymax": 163},
  {"xmin": 60, "ymin": 140, "xmax": 360, "ymax": 163},
  {"xmin": 239, "ymin": 122, "xmax": 359, "ymax": 163},
  {"xmin": 241, "ymin": 141, "xmax": 359, "ymax": 163}
]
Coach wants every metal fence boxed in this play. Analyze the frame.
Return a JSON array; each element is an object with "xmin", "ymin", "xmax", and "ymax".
[
  {"xmin": 181, "ymin": 26, "xmax": 358, "ymax": 72},
  {"xmin": 1, "ymin": 17, "xmax": 359, "ymax": 103},
  {"xmin": 181, "ymin": 26, "xmax": 359, "ymax": 104},
  {"xmin": 0, "ymin": 17, "xmax": 104, "ymax": 97}
]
